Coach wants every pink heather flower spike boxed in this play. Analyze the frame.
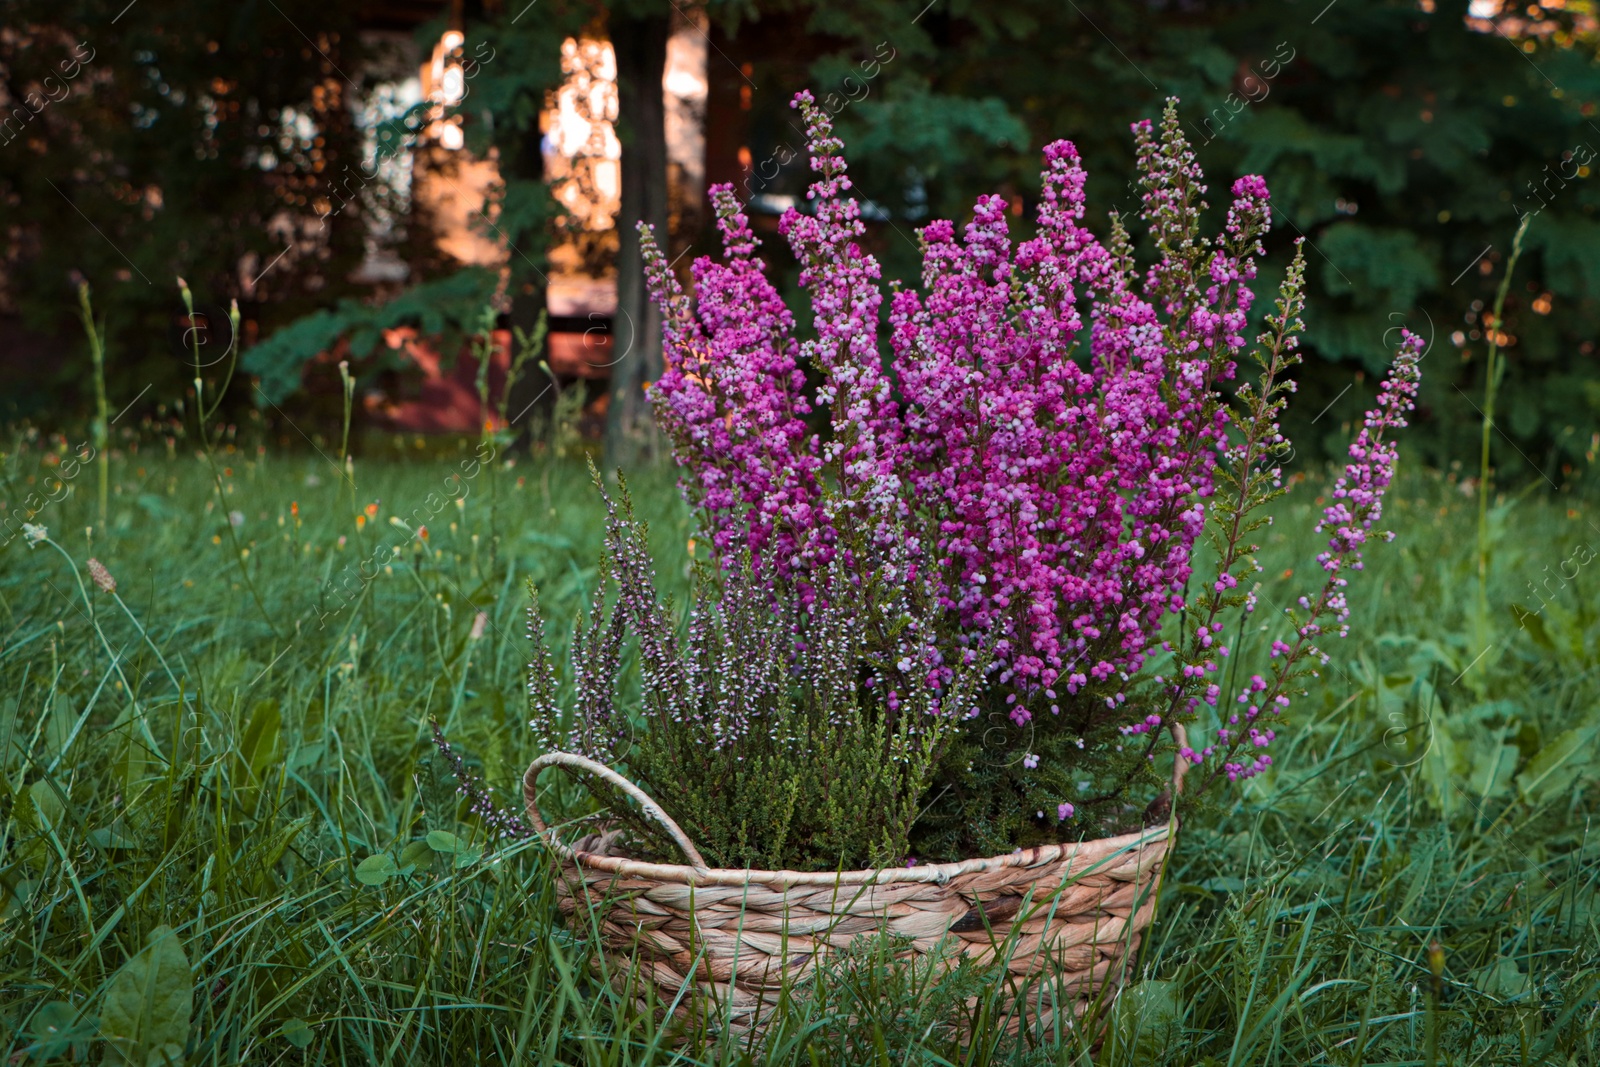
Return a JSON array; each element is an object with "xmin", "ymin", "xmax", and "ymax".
[{"xmin": 1179, "ymin": 326, "xmax": 1423, "ymax": 787}]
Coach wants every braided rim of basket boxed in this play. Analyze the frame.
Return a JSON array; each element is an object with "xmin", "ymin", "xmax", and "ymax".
[{"xmin": 524, "ymin": 725, "xmax": 1189, "ymax": 888}]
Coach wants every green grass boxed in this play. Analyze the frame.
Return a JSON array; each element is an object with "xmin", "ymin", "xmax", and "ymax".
[{"xmin": 1, "ymin": 422, "xmax": 1596, "ymax": 1065}]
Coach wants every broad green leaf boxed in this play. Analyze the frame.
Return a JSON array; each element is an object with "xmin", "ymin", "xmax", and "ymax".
[
  {"xmin": 290, "ymin": 741, "xmax": 326, "ymax": 770},
  {"xmin": 1472, "ymin": 957, "xmax": 1531, "ymax": 999},
  {"xmin": 279, "ymin": 1018, "xmax": 314, "ymax": 1049},
  {"xmin": 354, "ymin": 853, "xmax": 397, "ymax": 886},
  {"xmin": 30, "ymin": 999, "xmax": 77, "ymax": 1035},
  {"xmin": 1, "ymin": 878, "xmax": 37, "ymax": 920},
  {"xmin": 426, "ymin": 830, "xmax": 461, "ymax": 853},
  {"xmin": 1517, "ymin": 728, "xmax": 1596, "ymax": 807},
  {"xmin": 26, "ymin": 1000, "xmax": 95, "ymax": 1059},
  {"xmin": 41, "ymin": 694, "xmax": 75, "ymax": 761},
  {"xmin": 90, "ymin": 825, "xmax": 140, "ymax": 850},
  {"xmin": 100, "ymin": 925, "xmax": 192, "ymax": 1067},
  {"xmin": 425, "ymin": 830, "xmax": 480, "ymax": 868},
  {"xmin": 1467, "ymin": 743, "xmax": 1520, "ymax": 799},
  {"xmin": 1418, "ymin": 717, "xmax": 1463, "ymax": 816},
  {"xmin": 239, "ymin": 700, "xmax": 282, "ymax": 782},
  {"xmin": 29, "ymin": 779, "xmax": 64, "ymax": 829},
  {"xmin": 1397, "ymin": 838, "xmax": 1439, "ymax": 923},
  {"xmin": 1462, "ymin": 700, "xmax": 1524, "ymax": 725},
  {"xmin": 399, "ymin": 839, "xmax": 435, "ymax": 873},
  {"xmin": 1374, "ymin": 672, "xmax": 1414, "ymax": 721},
  {"xmin": 116, "ymin": 734, "xmax": 162, "ymax": 798}
]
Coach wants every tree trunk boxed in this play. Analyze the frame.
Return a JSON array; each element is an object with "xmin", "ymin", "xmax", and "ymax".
[
  {"xmin": 605, "ymin": 10, "xmax": 670, "ymax": 471},
  {"xmin": 505, "ymin": 94, "xmax": 550, "ymax": 445}
]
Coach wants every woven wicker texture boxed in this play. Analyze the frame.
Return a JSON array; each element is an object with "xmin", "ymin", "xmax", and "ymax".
[{"xmin": 525, "ymin": 751, "xmax": 1182, "ymax": 1040}]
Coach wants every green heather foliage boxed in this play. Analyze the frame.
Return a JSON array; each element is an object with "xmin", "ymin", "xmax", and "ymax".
[
  {"xmin": 0, "ymin": 423, "xmax": 1597, "ymax": 1061},
  {"xmin": 527, "ymin": 478, "xmax": 983, "ymax": 871}
]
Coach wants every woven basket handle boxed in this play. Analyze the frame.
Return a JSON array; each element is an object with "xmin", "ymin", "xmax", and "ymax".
[{"xmin": 523, "ymin": 752, "xmax": 710, "ymax": 871}]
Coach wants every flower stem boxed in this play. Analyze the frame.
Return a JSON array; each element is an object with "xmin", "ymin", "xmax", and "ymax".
[
  {"xmin": 76, "ymin": 283, "xmax": 109, "ymax": 531},
  {"xmin": 1474, "ymin": 216, "xmax": 1530, "ymax": 652}
]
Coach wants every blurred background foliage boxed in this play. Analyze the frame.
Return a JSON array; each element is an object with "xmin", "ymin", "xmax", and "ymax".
[{"xmin": 1, "ymin": 0, "xmax": 1599, "ymax": 474}]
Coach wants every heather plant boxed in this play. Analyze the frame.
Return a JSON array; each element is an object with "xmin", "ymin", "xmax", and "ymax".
[
  {"xmin": 525, "ymin": 473, "xmax": 984, "ymax": 871},
  {"xmin": 639, "ymin": 93, "xmax": 1424, "ymax": 859}
]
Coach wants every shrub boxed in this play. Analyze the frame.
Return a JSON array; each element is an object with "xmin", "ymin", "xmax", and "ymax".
[{"xmin": 577, "ymin": 92, "xmax": 1424, "ymax": 865}]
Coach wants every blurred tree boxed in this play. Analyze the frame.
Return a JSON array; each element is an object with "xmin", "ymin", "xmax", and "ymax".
[
  {"xmin": 605, "ymin": 5, "xmax": 670, "ymax": 467},
  {"xmin": 0, "ymin": 0, "xmax": 370, "ymax": 417},
  {"xmin": 1143, "ymin": 0, "xmax": 1600, "ymax": 476}
]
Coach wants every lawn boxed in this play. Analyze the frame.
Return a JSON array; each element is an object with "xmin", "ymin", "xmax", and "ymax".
[{"xmin": 1, "ymin": 422, "xmax": 1596, "ymax": 1065}]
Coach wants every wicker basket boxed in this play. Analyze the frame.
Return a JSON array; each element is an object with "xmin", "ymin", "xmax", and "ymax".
[{"xmin": 524, "ymin": 735, "xmax": 1186, "ymax": 1042}]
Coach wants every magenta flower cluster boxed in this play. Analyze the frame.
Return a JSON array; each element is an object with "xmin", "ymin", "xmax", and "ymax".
[{"xmin": 640, "ymin": 92, "xmax": 1421, "ymax": 796}]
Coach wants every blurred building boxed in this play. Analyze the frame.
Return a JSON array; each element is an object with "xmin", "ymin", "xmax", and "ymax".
[{"xmin": 343, "ymin": 2, "xmax": 707, "ymax": 433}]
